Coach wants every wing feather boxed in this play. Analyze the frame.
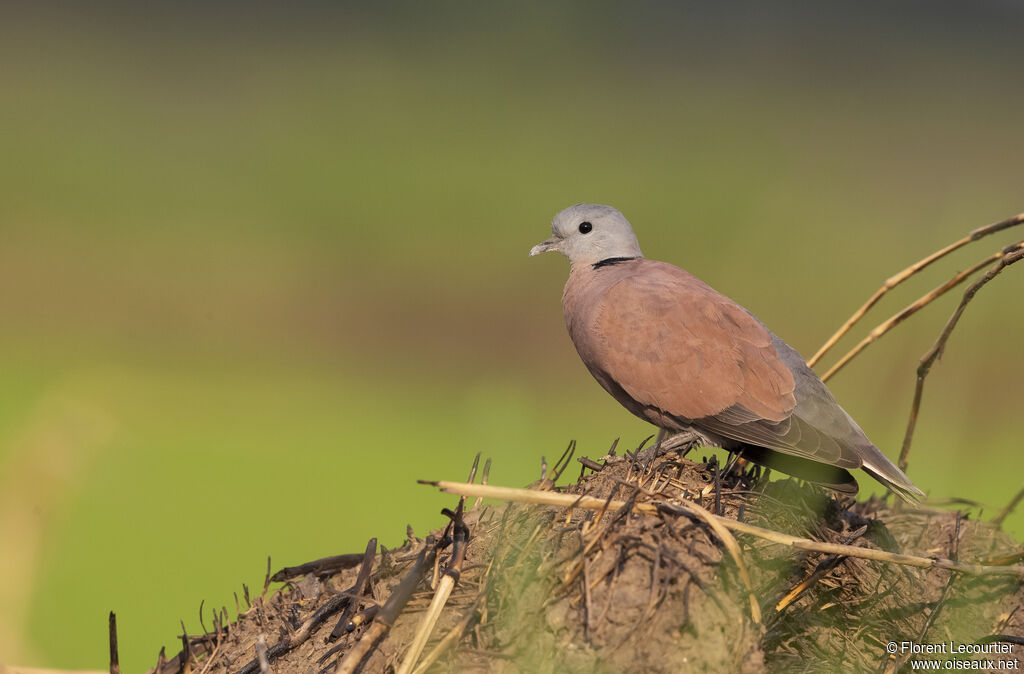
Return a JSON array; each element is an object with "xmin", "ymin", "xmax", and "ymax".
[{"xmin": 592, "ymin": 262, "xmax": 796, "ymax": 423}]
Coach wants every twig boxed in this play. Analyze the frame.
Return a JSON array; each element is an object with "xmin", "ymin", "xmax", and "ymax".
[
  {"xmin": 270, "ymin": 553, "xmax": 367, "ymax": 582},
  {"xmin": 582, "ymin": 553, "xmax": 594, "ymax": 639},
  {"xmin": 993, "ymin": 485, "xmax": 1024, "ymax": 528},
  {"xmin": 397, "ymin": 503, "xmax": 470, "ymax": 674},
  {"xmin": 774, "ymin": 524, "xmax": 866, "ymax": 612},
  {"xmin": 345, "ymin": 605, "xmax": 379, "ymax": 632},
  {"xmin": 108, "ymin": 612, "xmax": 120, "ymax": 674},
  {"xmin": 820, "ymin": 243, "xmax": 1021, "ymax": 382},
  {"xmin": 550, "ymin": 440, "xmax": 577, "ymax": 485},
  {"xmin": 180, "ymin": 621, "xmax": 192, "ymax": 674},
  {"xmin": 808, "ymin": 212, "xmax": 1024, "ymax": 368},
  {"xmin": 196, "ymin": 631, "xmax": 225, "ymax": 674},
  {"xmin": 238, "ymin": 563, "xmax": 380, "ymax": 674},
  {"xmin": 329, "ymin": 538, "xmax": 378, "ymax": 638},
  {"xmin": 473, "ymin": 458, "xmax": 492, "ymax": 510},
  {"xmin": 262, "ymin": 557, "xmax": 272, "ymax": 599},
  {"xmin": 197, "ymin": 601, "xmax": 209, "ymax": 637},
  {"xmin": 336, "ymin": 538, "xmax": 439, "ymax": 674},
  {"xmin": 466, "ymin": 452, "xmax": 481, "ymax": 484},
  {"xmin": 774, "ymin": 555, "xmax": 845, "ymax": 612},
  {"xmin": 899, "ymin": 247, "xmax": 1024, "ymax": 472},
  {"xmin": 422, "ymin": 481, "xmax": 1024, "ymax": 579}
]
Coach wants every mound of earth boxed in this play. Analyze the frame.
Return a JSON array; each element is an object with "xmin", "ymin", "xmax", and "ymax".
[{"xmin": 145, "ymin": 440, "xmax": 1024, "ymax": 673}]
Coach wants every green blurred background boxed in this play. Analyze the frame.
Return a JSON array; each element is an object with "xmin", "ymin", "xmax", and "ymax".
[{"xmin": 1, "ymin": 2, "xmax": 1022, "ymax": 670}]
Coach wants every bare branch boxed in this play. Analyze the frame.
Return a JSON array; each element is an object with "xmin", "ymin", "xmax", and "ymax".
[
  {"xmin": 898, "ymin": 247, "xmax": 1024, "ymax": 473},
  {"xmin": 809, "ymin": 212, "xmax": 1024, "ymax": 369},
  {"xmin": 820, "ymin": 242, "xmax": 1022, "ymax": 382}
]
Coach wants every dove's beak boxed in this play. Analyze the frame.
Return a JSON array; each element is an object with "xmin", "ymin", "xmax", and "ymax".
[{"xmin": 529, "ymin": 236, "xmax": 561, "ymax": 257}]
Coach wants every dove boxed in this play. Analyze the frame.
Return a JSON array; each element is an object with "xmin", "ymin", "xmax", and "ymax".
[{"xmin": 530, "ymin": 203, "xmax": 923, "ymax": 501}]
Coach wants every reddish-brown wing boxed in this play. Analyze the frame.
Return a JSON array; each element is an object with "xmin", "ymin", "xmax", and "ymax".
[{"xmin": 592, "ymin": 261, "xmax": 796, "ymax": 423}]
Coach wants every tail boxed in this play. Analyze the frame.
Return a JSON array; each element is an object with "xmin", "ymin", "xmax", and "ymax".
[{"xmin": 862, "ymin": 459, "xmax": 926, "ymax": 504}]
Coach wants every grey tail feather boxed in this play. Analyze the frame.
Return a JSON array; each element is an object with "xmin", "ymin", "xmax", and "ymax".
[{"xmin": 862, "ymin": 462, "xmax": 926, "ymax": 504}]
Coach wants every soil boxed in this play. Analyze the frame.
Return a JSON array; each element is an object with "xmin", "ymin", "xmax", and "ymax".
[{"xmin": 145, "ymin": 441, "xmax": 1024, "ymax": 673}]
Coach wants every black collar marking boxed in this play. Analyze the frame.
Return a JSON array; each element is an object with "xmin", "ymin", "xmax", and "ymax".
[{"xmin": 592, "ymin": 256, "xmax": 639, "ymax": 270}]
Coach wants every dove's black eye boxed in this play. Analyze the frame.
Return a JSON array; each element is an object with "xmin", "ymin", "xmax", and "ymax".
[{"xmin": 578, "ymin": 222, "xmax": 593, "ymax": 234}]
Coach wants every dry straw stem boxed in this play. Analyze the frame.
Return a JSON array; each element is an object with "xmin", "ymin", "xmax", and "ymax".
[
  {"xmin": 898, "ymin": 247, "xmax": 1024, "ymax": 473},
  {"xmin": 396, "ymin": 503, "xmax": 470, "ymax": 674},
  {"xmin": 807, "ymin": 212, "xmax": 1024, "ymax": 372},
  {"xmin": 396, "ymin": 575, "xmax": 456, "ymax": 674},
  {"xmin": 335, "ymin": 541, "xmax": 438, "ymax": 674},
  {"xmin": 423, "ymin": 481, "xmax": 1024, "ymax": 580},
  {"xmin": 773, "ymin": 549, "xmax": 847, "ymax": 612},
  {"xmin": 411, "ymin": 600, "xmax": 481, "ymax": 674},
  {"xmin": 410, "ymin": 556, "xmax": 494, "ymax": 674}
]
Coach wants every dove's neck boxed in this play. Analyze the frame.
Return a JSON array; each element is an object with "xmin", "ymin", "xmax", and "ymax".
[
  {"xmin": 562, "ymin": 257, "xmax": 644, "ymax": 338},
  {"xmin": 591, "ymin": 256, "xmax": 640, "ymax": 269}
]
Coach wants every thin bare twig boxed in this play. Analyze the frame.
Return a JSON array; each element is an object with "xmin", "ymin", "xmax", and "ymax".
[
  {"xmin": 775, "ymin": 525, "xmax": 866, "ymax": 612},
  {"xmin": 196, "ymin": 627, "xmax": 226, "ymax": 674},
  {"xmin": 898, "ymin": 247, "xmax": 1024, "ymax": 473},
  {"xmin": 180, "ymin": 621, "xmax": 192, "ymax": 674},
  {"xmin": 809, "ymin": 212, "xmax": 1024, "ymax": 368},
  {"xmin": 329, "ymin": 538, "xmax": 378, "ymax": 638},
  {"xmin": 335, "ymin": 538, "xmax": 439, "ymax": 674},
  {"xmin": 261, "ymin": 557, "xmax": 272, "ymax": 599},
  {"xmin": 993, "ymin": 485, "xmax": 1024, "ymax": 529},
  {"xmin": 774, "ymin": 555, "xmax": 845, "ymax": 612},
  {"xmin": 238, "ymin": 541, "xmax": 378, "ymax": 674},
  {"xmin": 820, "ymin": 241, "xmax": 1022, "ymax": 382},
  {"xmin": 270, "ymin": 553, "xmax": 367, "ymax": 582},
  {"xmin": 473, "ymin": 457, "xmax": 492, "ymax": 510},
  {"xmin": 108, "ymin": 612, "xmax": 120, "ymax": 674}
]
